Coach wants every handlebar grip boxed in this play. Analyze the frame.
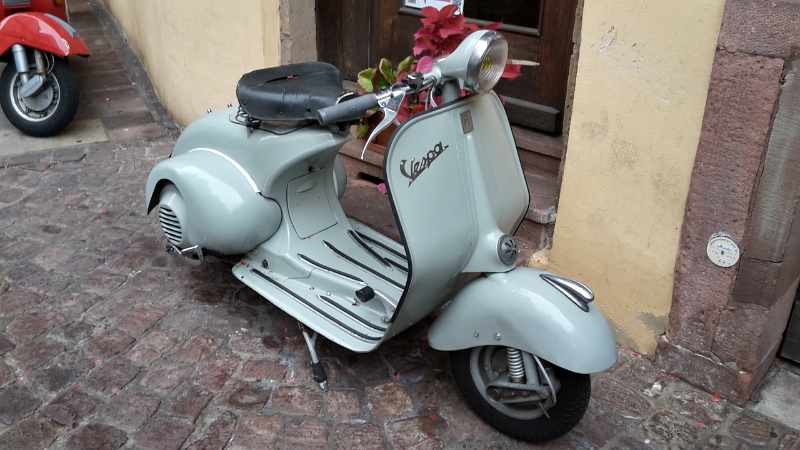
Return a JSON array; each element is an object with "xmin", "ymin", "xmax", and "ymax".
[{"xmin": 318, "ymin": 94, "xmax": 379, "ymax": 125}]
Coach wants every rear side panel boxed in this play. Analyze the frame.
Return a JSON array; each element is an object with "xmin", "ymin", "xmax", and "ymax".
[
  {"xmin": 146, "ymin": 151, "xmax": 282, "ymax": 255},
  {"xmin": 167, "ymin": 108, "xmax": 351, "ymax": 198},
  {"xmin": 146, "ymin": 108, "xmax": 351, "ymax": 254}
]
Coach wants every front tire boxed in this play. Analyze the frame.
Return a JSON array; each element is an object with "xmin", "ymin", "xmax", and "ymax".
[
  {"xmin": 451, "ymin": 346, "xmax": 591, "ymax": 442},
  {"xmin": 0, "ymin": 56, "xmax": 79, "ymax": 137}
]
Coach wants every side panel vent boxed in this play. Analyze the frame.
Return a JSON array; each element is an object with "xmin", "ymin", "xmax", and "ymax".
[{"xmin": 158, "ymin": 205, "xmax": 183, "ymax": 246}]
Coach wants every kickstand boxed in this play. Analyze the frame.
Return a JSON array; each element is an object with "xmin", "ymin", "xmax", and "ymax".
[{"xmin": 299, "ymin": 323, "xmax": 328, "ymax": 391}]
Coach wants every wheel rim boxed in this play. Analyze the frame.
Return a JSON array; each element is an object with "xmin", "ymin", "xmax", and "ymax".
[
  {"xmin": 468, "ymin": 346, "xmax": 558, "ymax": 420},
  {"xmin": 8, "ymin": 72, "xmax": 61, "ymax": 123}
]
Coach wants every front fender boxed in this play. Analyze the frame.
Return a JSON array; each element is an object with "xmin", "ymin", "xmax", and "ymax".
[
  {"xmin": 0, "ymin": 13, "xmax": 91, "ymax": 57},
  {"xmin": 428, "ymin": 267, "xmax": 617, "ymax": 374}
]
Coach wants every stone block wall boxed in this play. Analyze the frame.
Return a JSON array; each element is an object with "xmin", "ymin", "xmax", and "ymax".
[{"xmin": 655, "ymin": 0, "xmax": 800, "ymax": 405}]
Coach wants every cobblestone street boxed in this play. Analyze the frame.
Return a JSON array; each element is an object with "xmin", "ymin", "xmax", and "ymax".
[
  {"xmin": 0, "ymin": 1, "xmax": 799, "ymax": 449},
  {"xmin": 1, "ymin": 140, "xmax": 799, "ymax": 450}
]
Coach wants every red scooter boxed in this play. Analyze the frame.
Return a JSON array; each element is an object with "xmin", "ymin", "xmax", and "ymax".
[{"xmin": 0, "ymin": 0, "xmax": 90, "ymax": 136}]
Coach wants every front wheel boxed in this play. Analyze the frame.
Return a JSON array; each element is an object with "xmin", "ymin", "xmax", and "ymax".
[
  {"xmin": 451, "ymin": 346, "xmax": 591, "ymax": 442},
  {"xmin": 0, "ymin": 55, "xmax": 79, "ymax": 137}
]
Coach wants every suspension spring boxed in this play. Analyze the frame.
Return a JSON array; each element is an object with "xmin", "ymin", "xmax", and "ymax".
[{"xmin": 507, "ymin": 348, "xmax": 525, "ymax": 383}]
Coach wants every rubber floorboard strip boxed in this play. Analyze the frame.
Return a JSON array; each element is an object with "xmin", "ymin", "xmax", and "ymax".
[
  {"xmin": 323, "ymin": 241, "xmax": 405, "ymax": 290},
  {"xmin": 355, "ymin": 231, "xmax": 408, "ymax": 261},
  {"xmin": 298, "ymin": 254, "xmax": 365, "ymax": 285},
  {"xmin": 250, "ymin": 269, "xmax": 381, "ymax": 341},
  {"xmin": 318, "ymin": 295, "xmax": 387, "ymax": 332},
  {"xmin": 348, "ymin": 230, "xmax": 392, "ymax": 270}
]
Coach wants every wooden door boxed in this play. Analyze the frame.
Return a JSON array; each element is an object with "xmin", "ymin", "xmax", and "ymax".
[{"xmin": 316, "ymin": 0, "xmax": 578, "ymax": 133}]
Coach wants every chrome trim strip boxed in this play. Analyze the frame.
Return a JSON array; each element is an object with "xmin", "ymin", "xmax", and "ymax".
[
  {"xmin": 539, "ymin": 274, "xmax": 593, "ymax": 312},
  {"xmin": 540, "ymin": 274, "xmax": 593, "ymax": 301},
  {"xmin": 188, "ymin": 148, "xmax": 260, "ymax": 194}
]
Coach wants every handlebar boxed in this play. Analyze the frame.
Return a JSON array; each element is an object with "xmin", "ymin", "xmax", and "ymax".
[
  {"xmin": 318, "ymin": 73, "xmax": 438, "ymax": 126},
  {"xmin": 317, "ymin": 94, "xmax": 379, "ymax": 126}
]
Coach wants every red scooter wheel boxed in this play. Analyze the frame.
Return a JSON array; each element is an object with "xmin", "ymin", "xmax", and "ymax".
[{"xmin": 0, "ymin": 56, "xmax": 79, "ymax": 137}]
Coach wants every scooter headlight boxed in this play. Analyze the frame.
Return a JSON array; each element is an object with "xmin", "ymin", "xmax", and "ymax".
[{"xmin": 465, "ymin": 32, "xmax": 508, "ymax": 93}]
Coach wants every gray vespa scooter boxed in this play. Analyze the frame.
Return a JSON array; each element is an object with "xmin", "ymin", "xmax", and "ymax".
[{"xmin": 145, "ymin": 30, "xmax": 617, "ymax": 442}]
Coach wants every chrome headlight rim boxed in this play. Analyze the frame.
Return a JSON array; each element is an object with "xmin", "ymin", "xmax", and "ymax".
[{"xmin": 465, "ymin": 31, "xmax": 508, "ymax": 93}]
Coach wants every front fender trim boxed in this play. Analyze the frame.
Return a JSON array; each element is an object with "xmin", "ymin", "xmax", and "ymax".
[{"xmin": 428, "ymin": 267, "xmax": 617, "ymax": 374}]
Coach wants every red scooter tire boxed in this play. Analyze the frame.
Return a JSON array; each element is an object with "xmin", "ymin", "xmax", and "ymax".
[{"xmin": 0, "ymin": 56, "xmax": 79, "ymax": 137}]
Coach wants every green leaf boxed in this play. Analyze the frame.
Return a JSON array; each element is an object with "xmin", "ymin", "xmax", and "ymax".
[
  {"xmin": 378, "ymin": 58, "xmax": 395, "ymax": 85},
  {"xmin": 377, "ymin": 76, "xmax": 392, "ymax": 90},
  {"xmin": 371, "ymin": 69, "xmax": 382, "ymax": 91},
  {"xmin": 397, "ymin": 55, "xmax": 416, "ymax": 76},
  {"xmin": 357, "ymin": 68, "xmax": 375, "ymax": 92},
  {"xmin": 356, "ymin": 120, "xmax": 370, "ymax": 139}
]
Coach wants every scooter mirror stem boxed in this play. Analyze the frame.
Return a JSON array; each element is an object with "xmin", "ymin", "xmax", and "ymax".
[{"xmin": 441, "ymin": 81, "xmax": 461, "ymax": 103}]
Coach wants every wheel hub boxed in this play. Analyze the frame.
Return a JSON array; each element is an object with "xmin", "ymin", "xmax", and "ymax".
[
  {"xmin": 19, "ymin": 83, "xmax": 55, "ymax": 112},
  {"xmin": 470, "ymin": 346, "xmax": 560, "ymax": 420},
  {"xmin": 487, "ymin": 385, "xmax": 547, "ymax": 404},
  {"xmin": 9, "ymin": 71, "xmax": 61, "ymax": 122}
]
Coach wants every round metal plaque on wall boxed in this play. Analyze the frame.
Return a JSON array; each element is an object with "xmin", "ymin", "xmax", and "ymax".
[{"xmin": 707, "ymin": 235, "xmax": 740, "ymax": 268}]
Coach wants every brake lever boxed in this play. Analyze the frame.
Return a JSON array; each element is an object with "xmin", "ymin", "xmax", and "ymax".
[{"xmin": 361, "ymin": 85, "xmax": 410, "ymax": 159}]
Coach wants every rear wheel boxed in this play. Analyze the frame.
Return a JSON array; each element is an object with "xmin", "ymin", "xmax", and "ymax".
[
  {"xmin": 450, "ymin": 346, "xmax": 591, "ymax": 442},
  {"xmin": 0, "ymin": 56, "xmax": 79, "ymax": 137}
]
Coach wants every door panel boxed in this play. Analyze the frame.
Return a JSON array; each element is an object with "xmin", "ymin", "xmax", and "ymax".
[
  {"xmin": 463, "ymin": 0, "xmax": 543, "ymax": 31},
  {"xmin": 316, "ymin": 0, "xmax": 578, "ymax": 133}
]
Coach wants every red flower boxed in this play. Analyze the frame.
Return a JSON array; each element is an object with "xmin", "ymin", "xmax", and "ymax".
[
  {"xmin": 415, "ymin": 5, "xmax": 478, "ymax": 59},
  {"xmin": 413, "ymin": 6, "xmax": 519, "ymax": 81},
  {"xmin": 502, "ymin": 64, "xmax": 523, "ymax": 80},
  {"xmin": 416, "ymin": 56, "xmax": 435, "ymax": 73}
]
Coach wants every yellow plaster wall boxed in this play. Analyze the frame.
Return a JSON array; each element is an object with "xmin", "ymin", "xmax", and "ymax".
[
  {"xmin": 547, "ymin": 0, "xmax": 726, "ymax": 354},
  {"xmin": 102, "ymin": 0, "xmax": 280, "ymax": 127}
]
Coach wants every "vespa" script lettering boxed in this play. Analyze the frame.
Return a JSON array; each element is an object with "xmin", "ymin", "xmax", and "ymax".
[{"xmin": 399, "ymin": 142, "xmax": 449, "ymax": 186}]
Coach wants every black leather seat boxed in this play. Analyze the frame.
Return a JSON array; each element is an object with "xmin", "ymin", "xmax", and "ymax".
[{"xmin": 236, "ymin": 62, "xmax": 348, "ymax": 123}]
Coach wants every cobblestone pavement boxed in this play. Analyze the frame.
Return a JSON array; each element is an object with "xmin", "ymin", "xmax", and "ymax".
[{"xmin": 1, "ymin": 1, "xmax": 800, "ymax": 450}]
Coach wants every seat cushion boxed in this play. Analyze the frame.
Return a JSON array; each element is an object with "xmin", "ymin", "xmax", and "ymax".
[{"xmin": 236, "ymin": 62, "xmax": 348, "ymax": 123}]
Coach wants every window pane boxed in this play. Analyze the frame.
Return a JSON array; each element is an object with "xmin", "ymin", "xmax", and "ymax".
[{"xmin": 463, "ymin": 0, "xmax": 542, "ymax": 30}]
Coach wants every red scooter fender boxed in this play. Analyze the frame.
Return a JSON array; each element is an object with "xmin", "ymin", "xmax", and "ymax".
[{"xmin": 0, "ymin": 12, "xmax": 90, "ymax": 58}]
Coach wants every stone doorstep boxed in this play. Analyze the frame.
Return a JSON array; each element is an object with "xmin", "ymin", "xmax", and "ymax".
[{"xmin": 512, "ymin": 125, "xmax": 564, "ymax": 160}]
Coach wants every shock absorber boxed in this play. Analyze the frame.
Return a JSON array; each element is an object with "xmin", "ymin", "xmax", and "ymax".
[
  {"xmin": 11, "ymin": 45, "xmax": 30, "ymax": 84},
  {"xmin": 507, "ymin": 348, "xmax": 525, "ymax": 383}
]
